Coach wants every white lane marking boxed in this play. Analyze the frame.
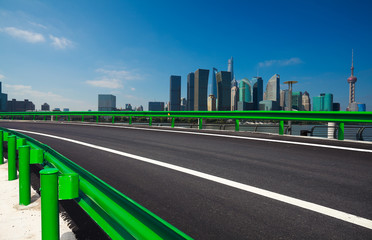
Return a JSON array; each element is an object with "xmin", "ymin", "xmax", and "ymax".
[
  {"xmin": 61, "ymin": 122, "xmax": 372, "ymax": 153},
  {"xmin": 10, "ymin": 128, "xmax": 372, "ymax": 230}
]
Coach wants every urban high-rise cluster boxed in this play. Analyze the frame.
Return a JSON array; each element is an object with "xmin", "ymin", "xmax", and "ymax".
[{"xmin": 158, "ymin": 51, "xmax": 366, "ymax": 112}]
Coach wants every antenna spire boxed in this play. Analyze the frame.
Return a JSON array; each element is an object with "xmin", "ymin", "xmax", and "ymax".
[{"xmin": 351, "ymin": 49, "xmax": 354, "ymax": 76}]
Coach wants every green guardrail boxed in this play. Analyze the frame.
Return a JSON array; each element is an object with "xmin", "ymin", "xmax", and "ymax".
[
  {"xmin": 1, "ymin": 110, "xmax": 372, "ymax": 141},
  {"xmin": 0, "ymin": 128, "xmax": 193, "ymax": 240}
]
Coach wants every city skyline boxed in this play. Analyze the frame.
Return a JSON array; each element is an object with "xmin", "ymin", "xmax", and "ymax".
[{"xmin": 0, "ymin": 1, "xmax": 371, "ymax": 111}]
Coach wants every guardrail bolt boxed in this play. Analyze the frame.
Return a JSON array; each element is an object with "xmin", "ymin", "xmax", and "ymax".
[
  {"xmin": 8, "ymin": 135, "xmax": 17, "ymax": 180},
  {"xmin": 40, "ymin": 168, "xmax": 60, "ymax": 240},
  {"xmin": 0, "ymin": 131, "xmax": 3, "ymax": 164},
  {"xmin": 19, "ymin": 145, "xmax": 31, "ymax": 205}
]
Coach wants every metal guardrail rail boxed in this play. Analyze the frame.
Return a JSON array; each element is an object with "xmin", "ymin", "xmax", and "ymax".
[
  {"xmin": 1, "ymin": 110, "xmax": 372, "ymax": 141},
  {"xmin": 0, "ymin": 127, "xmax": 193, "ymax": 240}
]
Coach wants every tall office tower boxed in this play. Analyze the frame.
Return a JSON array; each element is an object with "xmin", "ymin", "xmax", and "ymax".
[
  {"xmin": 265, "ymin": 74, "xmax": 280, "ymax": 102},
  {"xmin": 302, "ymin": 91, "xmax": 311, "ymax": 111},
  {"xmin": 313, "ymin": 93, "xmax": 333, "ymax": 111},
  {"xmin": 280, "ymin": 89, "xmax": 289, "ymax": 110},
  {"xmin": 347, "ymin": 50, "xmax": 357, "ymax": 110},
  {"xmin": 210, "ymin": 68, "xmax": 218, "ymax": 97},
  {"xmin": 187, "ymin": 73, "xmax": 194, "ymax": 111},
  {"xmin": 170, "ymin": 75, "xmax": 181, "ymax": 111},
  {"xmin": 148, "ymin": 102, "xmax": 165, "ymax": 111},
  {"xmin": 0, "ymin": 82, "xmax": 8, "ymax": 112},
  {"xmin": 216, "ymin": 71, "xmax": 232, "ymax": 111},
  {"xmin": 231, "ymin": 85, "xmax": 239, "ymax": 111},
  {"xmin": 194, "ymin": 69, "xmax": 209, "ymax": 111},
  {"xmin": 239, "ymin": 78, "xmax": 252, "ymax": 103},
  {"xmin": 98, "ymin": 94, "xmax": 116, "ymax": 111},
  {"xmin": 292, "ymin": 91, "xmax": 303, "ymax": 110},
  {"xmin": 41, "ymin": 103, "xmax": 50, "ymax": 111},
  {"xmin": 208, "ymin": 94, "xmax": 216, "ymax": 111},
  {"xmin": 251, "ymin": 77, "xmax": 263, "ymax": 110},
  {"xmin": 227, "ymin": 57, "xmax": 234, "ymax": 79}
]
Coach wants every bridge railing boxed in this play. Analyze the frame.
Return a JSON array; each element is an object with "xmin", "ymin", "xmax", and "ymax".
[
  {"xmin": 0, "ymin": 127, "xmax": 192, "ymax": 240},
  {"xmin": 1, "ymin": 110, "xmax": 372, "ymax": 140}
]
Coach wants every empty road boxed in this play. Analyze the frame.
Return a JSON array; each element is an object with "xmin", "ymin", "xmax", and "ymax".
[{"xmin": 1, "ymin": 121, "xmax": 372, "ymax": 239}]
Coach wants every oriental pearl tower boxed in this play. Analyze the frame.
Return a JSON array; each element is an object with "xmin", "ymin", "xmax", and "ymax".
[{"xmin": 347, "ymin": 49, "xmax": 357, "ymax": 105}]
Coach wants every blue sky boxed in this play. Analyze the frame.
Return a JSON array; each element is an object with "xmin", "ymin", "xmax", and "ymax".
[{"xmin": 0, "ymin": 0, "xmax": 371, "ymax": 111}]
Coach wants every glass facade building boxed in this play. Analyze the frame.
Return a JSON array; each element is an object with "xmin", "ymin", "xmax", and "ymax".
[
  {"xmin": 98, "ymin": 94, "xmax": 116, "ymax": 111},
  {"xmin": 148, "ymin": 102, "xmax": 165, "ymax": 111},
  {"xmin": 239, "ymin": 78, "xmax": 252, "ymax": 103},
  {"xmin": 216, "ymin": 71, "xmax": 232, "ymax": 111},
  {"xmin": 265, "ymin": 74, "xmax": 280, "ymax": 102},
  {"xmin": 0, "ymin": 82, "xmax": 8, "ymax": 112},
  {"xmin": 251, "ymin": 77, "xmax": 263, "ymax": 110},
  {"xmin": 210, "ymin": 68, "xmax": 218, "ymax": 97},
  {"xmin": 187, "ymin": 73, "xmax": 194, "ymax": 111},
  {"xmin": 292, "ymin": 91, "xmax": 303, "ymax": 110},
  {"xmin": 169, "ymin": 75, "xmax": 181, "ymax": 111},
  {"xmin": 194, "ymin": 69, "xmax": 209, "ymax": 111},
  {"xmin": 313, "ymin": 93, "xmax": 333, "ymax": 111}
]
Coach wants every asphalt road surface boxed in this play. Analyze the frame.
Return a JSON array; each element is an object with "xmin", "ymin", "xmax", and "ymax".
[{"xmin": 2, "ymin": 121, "xmax": 372, "ymax": 239}]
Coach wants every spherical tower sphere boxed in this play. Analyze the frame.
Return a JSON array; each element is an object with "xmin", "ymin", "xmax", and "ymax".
[{"xmin": 347, "ymin": 75, "xmax": 357, "ymax": 83}]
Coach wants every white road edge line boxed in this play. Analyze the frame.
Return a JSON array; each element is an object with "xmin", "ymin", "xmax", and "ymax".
[
  {"xmin": 61, "ymin": 122, "xmax": 372, "ymax": 153},
  {"xmin": 10, "ymin": 128, "xmax": 372, "ymax": 230}
]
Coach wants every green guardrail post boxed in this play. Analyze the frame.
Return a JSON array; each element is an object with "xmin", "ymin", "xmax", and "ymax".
[
  {"xmin": 129, "ymin": 116, "xmax": 132, "ymax": 125},
  {"xmin": 199, "ymin": 118, "xmax": 203, "ymax": 130},
  {"xmin": 0, "ymin": 131, "xmax": 3, "ymax": 164},
  {"xmin": 23, "ymin": 115, "xmax": 25, "ymax": 120},
  {"xmin": 43, "ymin": 115, "xmax": 46, "ymax": 121},
  {"xmin": 279, "ymin": 120, "xmax": 284, "ymax": 135},
  {"xmin": 171, "ymin": 117, "xmax": 175, "ymax": 128},
  {"xmin": 8, "ymin": 135, "xmax": 17, "ymax": 180},
  {"xmin": 149, "ymin": 117, "xmax": 152, "ymax": 126},
  {"xmin": 11, "ymin": 115, "xmax": 14, "ymax": 120},
  {"xmin": 56, "ymin": 115, "xmax": 58, "ymax": 121},
  {"xmin": 40, "ymin": 168, "xmax": 59, "ymax": 240},
  {"xmin": 82, "ymin": 115, "xmax": 84, "ymax": 122},
  {"xmin": 338, "ymin": 123, "xmax": 344, "ymax": 140},
  {"xmin": 33, "ymin": 115, "xmax": 36, "ymax": 121},
  {"xmin": 235, "ymin": 119, "xmax": 240, "ymax": 132},
  {"xmin": 112, "ymin": 116, "xmax": 115, "ymax": 124},
  {"xmin": 96, "ymin": 115, "xmax": 99, "ymax": 123},
  {"xmin": 19, "ymin": 145, "xmax": 31, "ymax": 206},
  {"xmin": 17, "ymin": 138, "xmax": 26, "ymax": 150}
]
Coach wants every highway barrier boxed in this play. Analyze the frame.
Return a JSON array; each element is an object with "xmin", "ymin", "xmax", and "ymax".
[
  {"xmin": 0, "ymin": 127, "xmax": 193, "ymax": 240},
  {"xmin": 1, "ymin": 110, "xmax": 372, "ymax": 140}
]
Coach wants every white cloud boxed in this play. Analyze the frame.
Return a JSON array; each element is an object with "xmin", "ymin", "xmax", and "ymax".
[
  {"xmin": 28, "ymin": 21, "xmax": 47, "ymax": 29},
  {"xmin": 86, "ymin": 78, "xmax": 123, "ymax": 89},
  {"xmin": 49, "ymin": 35, "xmax": 73, "ymax": 49},
  {"xmin": 1, "ymin": 27, "xmax": 45, "ymax": 43},
  {"xmin": 130, "ymin": 87, "xmax": 135, "ymax": 91},
  {"xmin": 259, "ymin": 57, "xmax": 303, "ymax": 68},
  {"xmin": 0, "ymin": 74, "xmax": 4, "ymax": 80},
  {"xmin": 95, "ymin": 68, "xmax": 142, "ymax": 80}
]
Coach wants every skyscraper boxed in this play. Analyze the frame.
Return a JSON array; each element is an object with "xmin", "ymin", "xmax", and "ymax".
[
  {"xmin": 208, "ymin": 94, "xmax": 216, "ymax": 111},
  {"xmin": 216, "ymin": 71, "xmax": 232, "ymax": 111},
  {"xmin": 313, "ymin": 93, "xmax": 333, "ymax": 111},
  {"xmin": 292, "ymin": 91, "xmax": 303, "ymax": 110},
  {"xmin": 194, "ymin": 69, "xmax": 209, "ymax": 111},
  {"xmin": 231, "ymin": 85, "xmax": 239, "ymax": 111},
  {"xmin": 169, "ymin": 75, "xmax": 181, "ymax": 111},
  {"xmin": 210, "ymin": 68, "xmax": 218, "ymax": 97},
  {"xmin": 41, "ymin": 103, "xmax": 50, "ymax": 111},
  {"xmin": 251, "ymin": 77, "xmax": 263, "ymax": 110},
  {"xmin": 0, "ymin": 82, "xmax": 8, "ymax": 112},
  {"xmin": 265, "ymin": 74, "xmax": 280, "ymax": 102},
  {"xmin": 239, "ymin": 78, "xmax": 252, "ymax": 103},
  {"xmin": 280, "ymin": 89, "xmax": 288, "ymax": 110},
  {"xmin": 347, "ymin": 50, "xmax": 357, "ymax": 109},
  {"xmin": 98, "ymin": 94, "xmax": 116, "ymax": 111},
  {"xmin": 187, "ymin": 73, "xmax": 194, "ymax": 111},
  {"xmin": 228, "ymin": 57, "xmax": 234, "ymax": 79},
  {"xmin": 302, "ymin": 91, "xmax": 311, "ymax": 111},
  {"xmin": 148, "ymin": 102, "xmax": 164, "ymax": 111}
]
